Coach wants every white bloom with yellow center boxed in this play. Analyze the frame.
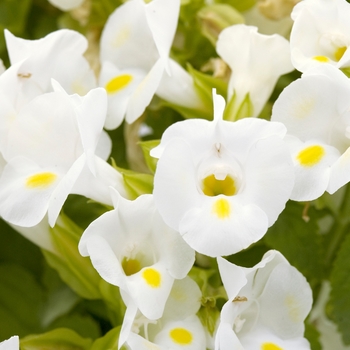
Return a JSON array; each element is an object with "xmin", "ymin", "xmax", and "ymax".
[
  {"xmin": 79, "ymin": 190, "xmax": 195, "ymax": 321},
  {"xmin": 121, "ymin": 277, "xmax": 206, "ymax": 350},
  {"xmin": 290, "ymin": 0, "xmax": 350, "ymax": 72},
  {"xmin": 271, "ymin": 64, "xmax": 350, "ymax": 198},
  {"xmin": 215, "ymin": 250, "xmax": 312, "ymax": 350},
  {"xmin": 216, "ymin": 24, "xmax": 293, "ymax": 119},
  {"xmin": 99, "ymin": 0, "xmax": 180, "ymax": 128},
  {"xmin": 0, "ymin": 84, "xmax": 126, "ymax": 227},
  {"xmin": 151, "ymin": 91, "xmax": 294, "ymax": 257}
]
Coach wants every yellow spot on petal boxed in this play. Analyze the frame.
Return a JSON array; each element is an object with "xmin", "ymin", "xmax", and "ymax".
[
  {"xmin": 122, "ymin": 258, "xmax": 141, "ymax": 276},
  {"xmin": 113, "ymin": 25, "xmax": 131, "ymax": 48},
  {"xmin": 285, "ymin": 294, "xmax": 302, "ymax": 323},
  {"xmin": 105, "ymin": 74, "xmax": 133, "ymax": 94},
  {"xmin": 313, "ymin": 55, "xmax": 330, "ymax": 63},
  {"xmin": 26, "ymin": 172, "xmax": 57, "ymax": 189},
  {"xmin": 142, "ymin": 268, "xmax": 161, "ymax": 288},
  {"xmin": 335, "ymin": 46, "xmax": 347, "ymax": 62},
  {"xmin": 296, "ymin": 145, "xmax": 325, "ymax": 167},
  {"xmin": 261, "ymin": 343, "xmax": 283, "ymax": 350},
  {"xmin": 169, "ymin": 328, "xmax": 193, "ymax": 345},
  {"xmin": 212, "ymin": 198, "xmax": 231, "ymax": 219},
  {"xmin": 202, "ymin": 174, "xmax": 236, "ymax": 196}
]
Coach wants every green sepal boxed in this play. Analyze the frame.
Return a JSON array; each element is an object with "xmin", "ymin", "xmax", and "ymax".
[
  {"xmin": 139, "ymin": 139, "xmax": 160, "ymax": 174},
  {"xmin": 341, "ymin": 67, "xmax": 350, "ymax": 78},
  {"xmin": 160, "ymin": 101, "xmax": 213, "ymax": 120},
  {"xmin": 197, "ymin": 4, "xmax": 244, "ymax": 45},
  {"xmin": 43, "ymin": 214, "xmax": 102, "ymax": 300},
  {"xmin": 187, "ymin": 64, "xmax": 228, "ymax": 116},
  {"xmin": 223, "ymin": 92, "xmax": 254, "ymax": 121},
  {"xmin": 197, "ymin": 297, "xmax": 221, "ymax": 336},
  {"xmin": 112, "ymin": 162, "xmax": 154, "ymax": 200},
  {"xmin": 20, "ymin": 328, "xmax": 92, "ymax": 350}
]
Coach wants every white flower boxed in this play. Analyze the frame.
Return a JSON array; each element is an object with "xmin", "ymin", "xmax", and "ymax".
[
  {"xmin": 1, "ymin": 29, "xmax": 96, "ymax": 110},
  {"xmin": 0, "ymin": 336, "xmax": 19, "ymax": 350},
  {"xmin": 271, "ymin": 64, "xmax": 350, "ymax": 199},
  {"xmin": 78, "ymin": 189, "xmax": 195, "ymax": 321},
  {"xmin": 99, "ymin": 0, "xmax": 180, "ymax": 128},
  {"xmin": 121, "ymin": 277, "xmax": 206, "ymax": 350},
  {"xmin": 216, "ymin": 24, "xmax": 293, "ymax": 120},
  {"xmin": 215, "ymin": 250, "xmax": 312, "ymax": 350},
  {"xmin": 290, "ymin": 0, "xmax": 350, "ymax": 72},
  {"xmin": 151, "ymin": 91, "xmax": 294, "ymax": 257},
  {"xmin": 0, "ymin": 84, "xmax": 125, "ymax": 227}
]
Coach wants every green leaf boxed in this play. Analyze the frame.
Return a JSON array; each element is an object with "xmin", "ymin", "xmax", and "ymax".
[
  {"xmin": 263, "ymin": 201, "xmax": 326, "ymax": 286},
  {"xmin": 305, "ymin": 321, "xmax": 322, "ymax": 350},
  {"xmin": 43, "ymin": 215, "xmax": 102, "ymax": 300},
  {"xmin": 328, "ymin": 233, "xmax": 350, "ymax": 345},
  {"xmin": 0, "ymin": 263, "xmax": 44, "ymax": 339},
  {"xmin": 90, "ymin": 327, "xmax": 121, "ymax": 350},
  {"xmin": 139, "ymin": 139, "xmax": 160, "ymax": 174},
  {"xmin": 20, "ymin": 328, "xmax": 92, "ymax": 350}
]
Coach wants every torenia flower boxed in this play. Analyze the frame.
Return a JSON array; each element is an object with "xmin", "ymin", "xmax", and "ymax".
[
  {"xmin": 47, "ymin": 0, "xmax": 84, "ymax": 11},
  {"xmin": 216, "ymin": 24, "xmax": 293, "ymax": 120},
  {"xmin": 120, "ymin": 277, "xmax": 206, "ymax": 350},
  {"xmin": 215, "ymin": 250, "xmax": 312, "ymax": 350},
  {"xmin": 0, "ymin": 84, "xmax": 126, "ymax": 227},
  {"xmin": 151, "ymin": 91, "xmax": 294, "ymax": 257},
  {"xmin": 1, "ymin": 29, "xmax": 96, "ymax": 110},
  {"xmin": 0, "ymin": 336, "xmax": 19, "ymax": 350},
  {"xmin": 271, "ymin": 64, "xmax": 350, "ymax": 199},
  {"xmin": 290, "ymin": 0, "xmax": 350, "ymax": 72},
  {"xmin": 79, "ymin": 189, "xmax": 195, "ymax": 320},
  {"xmin": 99, "ymin": 0, "xmax": 180, "ymax": 128}
]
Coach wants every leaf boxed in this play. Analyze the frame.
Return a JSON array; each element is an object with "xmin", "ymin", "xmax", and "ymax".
[
  {"xmin": 0, "ymin": 263, "xmax": 44, "ymax": 339},
  {"xmin": 90, "ymin": 327, "xmax": 121, "ymax": 350},
  {"xmin": 43, "ymin": 215, "xmax": 102, "ymax": 300},
  {"xmin": 328, "ymin": 233, "xmax": 350, "ymax": 345},
  {"xmin": 305, "ymin": 321, "xmax": 322, "ymax": 350},
  {"xmin": 20, "ymin": 328, "xmax": 92, "ymax": 350},
  {"xmin": 263, "ymin": 201, "xmax": 326, "ymax": 286}
]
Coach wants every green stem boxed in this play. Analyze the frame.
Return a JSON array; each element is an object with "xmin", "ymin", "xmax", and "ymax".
[{"xmin": 325, "ymin": 184, "xmax": 350, "ymax": 265}]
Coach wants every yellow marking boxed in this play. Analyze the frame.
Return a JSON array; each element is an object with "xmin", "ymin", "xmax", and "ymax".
[
  {"xmin": 113, "ymin": 25, "xmax": 131, "ymax": 48},
  {"xmin": 105, "ymin": 74, "xmax": 133, "ymax": 94},
  {"xmin": 285, "ymin": 294, "xmax": 302, "ymax": 323},
  {"xmin": 142, "ymin": 268, "xmax": 161, "ymax": 288},
  {"xmin": 17, "ymin": 73, "xmax": 32, "ymax": 78},
  {"xmin": 26, "ymin": 172, "xmax": 57, "ymax": 189},
  {"xmin": 313, "ymin": 55, "xmax": 330, "ymax": 63},
  {"xmin": 335, "ymin": 46, "xmax": 347, "ymax": 61},
  {"xmin": 261, "ymin": 343, "xmax": 283, "ymax": 350},
  {"xmin": 296, "ymin": 145, "xmax": 325, "ymax": 167},
  {"xmin": 212, "ymin": 198, "xmax": 231, "ymax": 219},
  {"xmin": 202, "ymin": 174, "xmax": 236, "ymax": 196},
  {"xmin": 169, "ymin": 328, "xmax": 193, "ymax": 345},
  {"xmin": 233, "ymin": 296, "xmax": 248, "ymax": 302},
  {"xmin": 122, "ymin": 258, "xmax": 141, "ymax": 276}
]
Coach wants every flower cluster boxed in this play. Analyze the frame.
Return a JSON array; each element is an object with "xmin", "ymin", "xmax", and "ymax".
[{"xmin": 1, "ymin": 0, "xmax": 350, "ymax": 349}]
